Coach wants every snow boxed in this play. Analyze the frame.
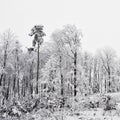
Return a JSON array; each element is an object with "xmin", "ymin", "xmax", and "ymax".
[
  {"xmin": 25, "ymin": 106, "xmax": 120, "ymax": 120},
  {"xmin": 105, "ymin": 92, "xmax": 120, "ymax": 102},
  {"xmin": 65, "ymin": 111, "xmax": 120, "ymax": 120},
  {"xmin": 66, "ymin": 116, "xmax": 120, "ymax": 120},
  {"xmin": 2, "ymin": 92, "xmax": 120, "ymax": 120}
]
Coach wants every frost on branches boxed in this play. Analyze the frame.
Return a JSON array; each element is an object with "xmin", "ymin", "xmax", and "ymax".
[{"xmin": 0, "ymin": 25, "xmax": 120, "ymax": 120}]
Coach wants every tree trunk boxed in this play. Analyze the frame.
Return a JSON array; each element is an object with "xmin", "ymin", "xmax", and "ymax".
[
  {"xmin": 105, "ymin": 78, "xmax": 107, "ymax": 93},
  {"xmin": 74, "ymin": 52, "xmax": 77, "ymax": 96},
  {"xmin": 13, "ymin": 75, "xmax": 16, "ymax": 97},
  {"xmin": 6, "ymin": 77, "xmax": 11, "ymax": 100},
  {"xmin": 89, "ymin": 68, "xmax": 92, "ymax": 94},
  {"xmin": 29, "ymin": 62, "xmax": 34, "ymax": 98},
  {"xmin": 36, "ymin": 41, "xmax": 40, "ymax": 94},
  {"xmin": 17, "ymin": 78, "xmax": 20, "ymax": 98},
  {"xmin": 17, "ymin": 51, "xmax": 20, "ymax": 98},
  {"xmin": 60, "ymin": 55, "xmax": 64, "ymax": 96},
  {"xmin": 0, "ymin": 74, "xmax": 3, "ymax": 86},
  {"xmin": 108, "ymin": 70, "xmax": 111, "ymax": 92},
  {"xmin": 0, "ymin": 46, "xmax": 7, "ymax": 86}
]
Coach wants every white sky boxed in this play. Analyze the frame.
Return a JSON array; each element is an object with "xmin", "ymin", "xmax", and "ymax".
[{"xmin": 1, "ymin": 0, "xmax": 120, "ymax": 55}]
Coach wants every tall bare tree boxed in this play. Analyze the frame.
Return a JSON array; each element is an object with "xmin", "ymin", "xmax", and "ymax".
[
  {"xmin": 98, "ymin": 48, "xmax": 116, "ymax": 93},
  {"xmin": 61, "ymin": 25, "xmax": 82, "ymax": 96}
]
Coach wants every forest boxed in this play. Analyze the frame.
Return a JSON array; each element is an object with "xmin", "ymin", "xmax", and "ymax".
[{"xmin": 0, "ymin": 24, "xmax": 120, "ymax": 120}]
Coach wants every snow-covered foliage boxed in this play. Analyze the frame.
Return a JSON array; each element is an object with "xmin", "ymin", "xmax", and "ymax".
[{"xmin": 0, "ymin": 25, "xmax": 120, "ymax": 120}]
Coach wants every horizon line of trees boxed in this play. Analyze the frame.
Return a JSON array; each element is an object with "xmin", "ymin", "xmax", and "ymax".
[{"xmin": 0, "ymin": 25, "xmax": 120, "ymax": 107}]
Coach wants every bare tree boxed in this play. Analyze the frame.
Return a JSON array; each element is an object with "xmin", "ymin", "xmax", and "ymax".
[
  {"xmin": 51, "ymin": 30, "xmax": 65, "ymax": 96},
  {"xmin": 61, "ymin": 25, "xmax": 82, "ymax": 96},
  {"xmin": 98, "ymin": 47, "xmax": 116, "ymax": 93},
  {"xmin": 0, "ymin": 30, "xmax": 15, "ymax": 86}
]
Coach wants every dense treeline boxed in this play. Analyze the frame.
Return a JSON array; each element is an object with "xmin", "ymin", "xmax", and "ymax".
[{"xmin": 0, "ymin": 25, "xmax": 119, "ymax": 109}]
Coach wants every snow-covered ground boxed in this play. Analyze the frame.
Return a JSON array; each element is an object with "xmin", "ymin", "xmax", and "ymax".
[
  {"xmin": 66, "ymin": 115, "xmax": 120, "ymax": 120},
  {"xmin": 1, "ymin": 92, "xmax": 120, "ymax": 120},
  {"xmin": 29, "ymin": 107, "xmax": 120, "ymax": 120},
  {"xmin": 65, "ymin": 109, "xmax": 120, "ymax": 120}
]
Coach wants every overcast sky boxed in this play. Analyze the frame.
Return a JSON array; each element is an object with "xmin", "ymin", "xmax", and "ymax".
[{"xmin": 1, "ymin": 0, "xmax": 120, "ymax": 55}]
